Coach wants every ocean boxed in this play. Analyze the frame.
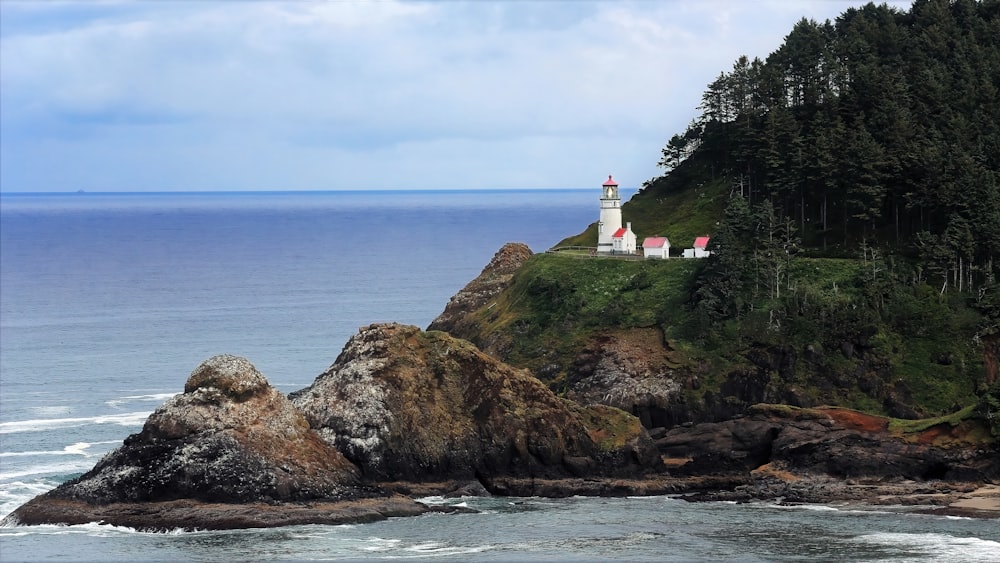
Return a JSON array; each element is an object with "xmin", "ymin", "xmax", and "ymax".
[{"xmin": 1, "ymin": 190, "xmax": 997, "ymax": 562}]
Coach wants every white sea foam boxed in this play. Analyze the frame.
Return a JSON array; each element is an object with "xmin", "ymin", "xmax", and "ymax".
[
  {"xmin": 0, "ymin": 460, "xmax": 91, "ymax": 481},
  {"xmin": 769, "ymin": 503, "xmax": 841, "ymax": 512},
  {"xmin": 0, "ymin": 440, "xmax": 120, "ymax": 458},
  {"xmin": 402, "ymin": 542, "xmax": 492, "ymax": 556},
  {"xmin": 0, "ymin": 412, "xmax": 148, "ymax": 434},
  {"xmin": 357, "ymin": 537, "xmax": 403, "ymax": 552},
  {"xmin": 0, "ymin": 481, "xmax": 56, "ymax": 497},
  {"xmin": 0, "ymin": 480, "xmax": 61, "ymax": 520},
  {"xmin": 853, "ymin": 532, "xmax": 1000, "ymax": 561},
  {"xmin": 104, "ymin": 393, "xmax": 176, "ymax": 408},
  {"xmin": 30, "ymin": 406, "xmax": 72, "ymax": 417},
  {"xmin": 13, "ymin": 522, "xmax": 146, "ymax": 536}
]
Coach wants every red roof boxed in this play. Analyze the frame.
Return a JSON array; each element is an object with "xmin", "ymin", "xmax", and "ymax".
[
  {"xmin": 602, "ymin": 175, "xmax": 618, "ymax": 187},
  {"xmin": 694, "ymin": 236, "xmax": 710, "ymax": 249},
  {"xmin": 643, "ymin": 237, "xmax": 669, "ymax": 248},
  {"xmin": 612, "ymin": 227, "xmax": 628, "ymax": 238}
]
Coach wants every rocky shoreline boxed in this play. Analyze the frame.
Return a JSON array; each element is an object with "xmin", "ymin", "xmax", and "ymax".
[
  {"xmin": 7, "ymin": 475, "xmax": 997, "ymax": 531},
  {"xmin": 3, "ymin": 244, "xmax": 997, "ymax": 530}
]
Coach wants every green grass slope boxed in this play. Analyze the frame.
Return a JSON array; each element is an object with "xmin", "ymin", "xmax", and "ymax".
[{"xmin": 456, "ymin": 145, "xmax": 994, "ymax": 428}]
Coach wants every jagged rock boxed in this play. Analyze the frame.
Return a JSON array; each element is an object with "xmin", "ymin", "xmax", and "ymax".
[
  {"xmin": 428, "ymin": 242, "xmax": 532, "ymax": 335},
  {"xmin": 6, "ymin": 355, "xmax": 383, "ymax": 529},
  {"xmin": 565, "ymin": 329, "xmax": 686, "ymax": 428},
  {"xmin": 290, "ymin": 323, "xmax": 661, "ymax": 483},
  {"xmin": 657, "ymin": 404, "xmax": 999, "ymax": 482}
]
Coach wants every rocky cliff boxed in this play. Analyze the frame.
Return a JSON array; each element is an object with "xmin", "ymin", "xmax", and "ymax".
[
  {"xmin": 290, "ymin": 322, "xmax": 660, "ymax": 483},
  {"xmin": 658, "ymin": 404, "xmax": 997, "ymax": 481},
  {"xmin": 5, "ymin": 246, "xmax": 998, "ymax": 530},
  {"xmin": 5, "ymin": 327, "xmax": 663, "ymax": 530},
  {"xmin": 47, "ymin": 355, "xmax": 363, "ymax": 505},
  {"xmin": 427, "ymin": 242, "xmax": 532, "ymax": 336}
]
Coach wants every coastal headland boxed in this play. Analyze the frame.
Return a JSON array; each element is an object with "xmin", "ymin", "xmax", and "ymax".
[{"xmin": 4, "ymin": 243, "xmax": 997, "ymax": 531}]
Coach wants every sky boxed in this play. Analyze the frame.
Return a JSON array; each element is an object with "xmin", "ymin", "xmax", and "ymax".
[{"xmin": 0, "ymin": 0, "xmax": 913, "ymax": 192}]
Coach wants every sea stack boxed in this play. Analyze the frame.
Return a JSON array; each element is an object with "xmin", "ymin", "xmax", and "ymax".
[
  {"xmin": 3, "ymin": 355, "xmax": 416, "ymax": 530},
  {"xmin": 290, "ymin": 323, "xmax": 662, "ymax": 486}
]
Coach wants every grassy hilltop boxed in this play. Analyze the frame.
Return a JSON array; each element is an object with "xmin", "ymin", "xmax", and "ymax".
[{"xmin": 444, "ymin": 1, "xmax": 1000, "ymax": 439}]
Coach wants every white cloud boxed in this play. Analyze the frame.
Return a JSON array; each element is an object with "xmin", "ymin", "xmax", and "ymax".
[{"xmin": 1, "ymin": 0, "xmax": 913, "ymax": 191}]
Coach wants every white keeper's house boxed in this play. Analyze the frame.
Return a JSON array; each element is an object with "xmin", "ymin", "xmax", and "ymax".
[
  {"xmin": 642, "ymin": 236, "xmax": 670, "ymax": 259},
  {"xmin": 612, "ymin": 222, "xmax": 637, "ymax": 254}
]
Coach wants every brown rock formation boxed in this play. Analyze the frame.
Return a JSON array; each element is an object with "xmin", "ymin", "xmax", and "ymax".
[
  {"xmin": 290, "ymin": 323, "xmax": 661, "ymax": 483},
  {"xmin": 657, "ymin": 404, "xmax": 999, "ymax": 482},
  {"xmin": 5, "ymin": 355, "xmax": 394, "ymax": 529},
  {"xmin": 566, "ymin": 329, "xmax": 687, "ymax": 428},
  {"xmin": 427, "ymin": 242, "xmax": 532, "ymax": 335}
]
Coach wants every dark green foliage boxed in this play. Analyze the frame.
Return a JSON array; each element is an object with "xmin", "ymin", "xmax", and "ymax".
[
  {"xmin": 656, "ymin": 0, "xmax": 999, "ymax": 291},
  {"xmin": 977, "ymin": 379, "xmax": 1000, "ymax": 438},
  {"xmin": 527, "ymin": 1, "xmax": 997, "ymax": 422}
]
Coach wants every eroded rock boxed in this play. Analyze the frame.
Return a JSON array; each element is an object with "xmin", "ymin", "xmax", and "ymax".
[
  {"xmin": 428, "ymin": 242, "xmax": 532, "ymax": 335},
  {"xmin": 566, "ymin": 329, "xmax": 687, "ymax": 428},
  {"xmin": 7, "ymin": 356, "xmax": 369, "ymax": 529},
  {"xmin": 657, "ymin": 404, "xmax": 999, "ymax": 482},
  {"xmin": 291, "ymin": 323, "xmax": 661, "ymax": 482}
]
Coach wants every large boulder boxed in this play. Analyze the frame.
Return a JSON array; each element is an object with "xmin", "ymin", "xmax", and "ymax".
[
  {"xmin": 5, "ymin": 356, "xmax": 387, "ymax": 529},
  {"xmin": 565, "ymin": 329, "xmax": 688, "ymax": 428},
  {"xmin": 290, "ymin": 323, "xmax": 661, "ymax": 483}
]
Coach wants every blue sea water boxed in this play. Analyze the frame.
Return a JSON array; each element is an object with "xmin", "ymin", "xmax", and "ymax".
[{"xmin": 1, "ymin": 190, "xmax": 997, "ymax": 561}]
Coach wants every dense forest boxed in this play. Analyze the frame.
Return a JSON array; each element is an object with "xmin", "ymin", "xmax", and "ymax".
[
  {"xmin": 659, "ymin": 0, "xmax": 998, "ymax": 294},
  {"xmin": 653, "ymin": 0, "xmax": 999, "ymax": 431},
  {"xmin": 536, "ymin": 1, "xmax": 999, "ymax": 433},
  {"xmin": 642, "ymin": 1, "xmax": 998, "ymax": 337}
]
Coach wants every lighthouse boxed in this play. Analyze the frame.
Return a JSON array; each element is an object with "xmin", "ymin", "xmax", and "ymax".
[{"xmin": 597, "ymin": 175, "xmax": 622, "ymax": 253}]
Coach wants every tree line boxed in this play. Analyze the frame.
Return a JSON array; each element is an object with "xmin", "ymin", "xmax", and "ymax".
[{"xmin": 662, "ymin": 0, "xmax": 999, "ymax": 295}]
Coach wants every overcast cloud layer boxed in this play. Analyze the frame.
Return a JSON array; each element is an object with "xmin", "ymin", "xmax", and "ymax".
[{"xmin": 1, "ymin": 1, "xmax": 911, "ymax": 192}]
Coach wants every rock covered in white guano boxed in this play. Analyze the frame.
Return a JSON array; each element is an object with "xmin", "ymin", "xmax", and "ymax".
[
  {"xmin": 14, "ymin": 355, "xmax": 362, "ymax": 509},
  {"xmin": 183, "ymin": 354, "xmax": 270, "ymax": 399}
]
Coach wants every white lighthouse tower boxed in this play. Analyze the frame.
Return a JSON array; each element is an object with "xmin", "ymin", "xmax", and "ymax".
[{"xmin": 597, "ymin": 175, "xmax": 622, "ymax": 253}]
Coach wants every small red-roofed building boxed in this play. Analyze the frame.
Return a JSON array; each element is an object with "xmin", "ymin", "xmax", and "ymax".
[
  {"xmin": 642, "ymin": 236, "xmax": 670, "ymax": 259},
  {"xmin": 611, "ymin": 222, "xmax": 637, "ymax": 254},
  {"xmin": 683, "ymin": 236, "xmax": 712, "ymax": 258}
]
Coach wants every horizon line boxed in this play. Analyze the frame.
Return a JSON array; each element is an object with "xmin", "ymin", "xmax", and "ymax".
[{"xmin": 0, "ymin": 186, "xmax": 624, "ymax": 196}]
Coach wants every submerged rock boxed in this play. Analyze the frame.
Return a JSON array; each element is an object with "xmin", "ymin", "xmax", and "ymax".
[{"xmin": 291, "ymin": 323, "xmax": 661, "ymax": 483}]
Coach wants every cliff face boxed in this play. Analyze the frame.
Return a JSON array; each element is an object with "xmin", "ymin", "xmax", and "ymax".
[
  {"xmin": 428, "ymin": 242, "xmax": 532, "ymax": 337},
  {"xmin": 430, "ymin": 248, "xmax": 997, "ymax": 429},
  {"xmin": 290, "ymin": 323, "xmax": 660, "ymax": 482},
  {"xmin": 6, "ymin": 326, "xmax": 663, "ymax": 529},
  {"xmin": 564, "ymin": 328, "xmax": 687, "ymax": 428},
  {"xmin": 658, "ymin": 404, "xmax": 998, "ymax": 481},
  {"xmin": 6, "ymin": 246, "xmax": 996, "ymax": 530}
]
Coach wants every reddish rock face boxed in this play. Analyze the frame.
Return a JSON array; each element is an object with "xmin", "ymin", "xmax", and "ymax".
[{"xmin": 657, "ymin": 405, "xmax": 999, "ymax": 482}]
